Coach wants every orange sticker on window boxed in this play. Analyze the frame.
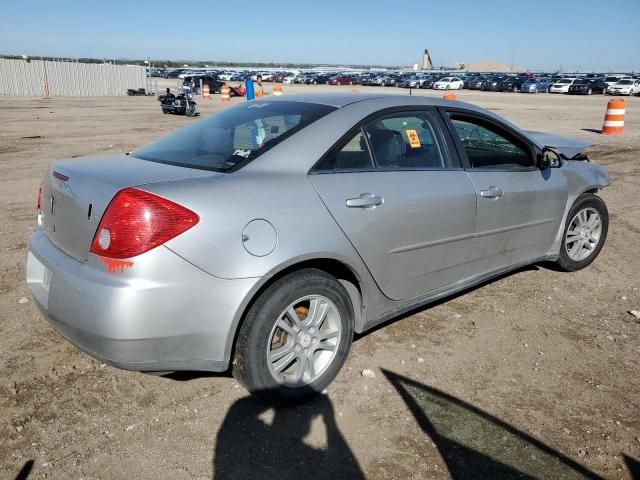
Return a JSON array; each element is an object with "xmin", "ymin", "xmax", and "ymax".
[{"xmin": 406, "ymin": 129, "xmax": 421, "ymax": 148}]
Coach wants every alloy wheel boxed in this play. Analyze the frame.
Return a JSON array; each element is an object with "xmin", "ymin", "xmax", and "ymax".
[
  {"xmin": 266, "ymin": 295, "xmax": 342, "ymax": 387},
  {"xmin": 565, "ymin": 207, "xmax": 602, "ymax": 261}
]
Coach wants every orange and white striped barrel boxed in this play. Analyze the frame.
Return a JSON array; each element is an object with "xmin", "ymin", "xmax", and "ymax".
[
  {"xmin": 273, "ymin": 84, "xmax": 283, "ymax": 96},
  {"xmin": 221, "ymin": 84, "xmax": 230, "ymax": 103},
  {"xmin": 442, "ymin": 92, "xmax": 456, "ymax": 100},
  {"xmin": 602, "ymin": 98, "xmax": 625, "ymax": 135},
  {"xmin": 202, "ymin": 84, "xmax": 210, "ymax": 100},
  {"xmin": 42, "ymin": 82, "xmax": 49, "ymax": 99}
]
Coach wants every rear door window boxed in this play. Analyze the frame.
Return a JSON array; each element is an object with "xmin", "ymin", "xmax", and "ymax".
[
  {"xmin": 364, "ymin": 111, "xmax": 451, "ymax": 169},
  {"xmin": 313, "ymin": 130, "xmax": 374, "ymax": 171}
]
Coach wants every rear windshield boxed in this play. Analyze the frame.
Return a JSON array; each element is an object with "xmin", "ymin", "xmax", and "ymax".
[{"xmin": 132, "ymin": 101, "xmax": 336, "ymax": 172}]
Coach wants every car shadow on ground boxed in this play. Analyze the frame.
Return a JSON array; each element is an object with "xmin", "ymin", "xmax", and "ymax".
[
  {"xmin": 12, "ymin": 460, "xmax": 33, "ymax": 480},
  {"xmin": 382, "ymin": 369, "xmax": 603, "ymax": 480},
  {"xmin": 624, "ymin": 455, "xmax": 640, "ymax": 480},
  {"xmin": 207, "ymin": 371, "xmax": 640, "ymax": 480},
  {"xmin": 211, "ymin": 392, "xmax": 365, "ymax": 480}
]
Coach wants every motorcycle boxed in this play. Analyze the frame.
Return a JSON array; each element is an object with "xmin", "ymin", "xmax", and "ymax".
[{"xmin": 158, "ymin": 85, "xmax": 198, "ymax": 117}]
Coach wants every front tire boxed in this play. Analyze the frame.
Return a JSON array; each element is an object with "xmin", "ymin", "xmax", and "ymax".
[
  {"xmin": 185, "ymin": 103, "xmax": 197, "ymax": 117},
  {"xmin": 233, "ymin": 269, "xmax": 354, "ymax": 405},
  {"xmin": 555, "ymin": 194, "xmax": 608, "ymax": 272}
]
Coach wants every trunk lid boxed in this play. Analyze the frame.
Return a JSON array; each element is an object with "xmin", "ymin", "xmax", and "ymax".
[{"xmin": 40, "ymin": 154, "xmax": 214, "ymax": 262}]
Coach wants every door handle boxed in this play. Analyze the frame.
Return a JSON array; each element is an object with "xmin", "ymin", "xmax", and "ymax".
[
  {"xmin": 480, "ymin": 187, "xmax": 504, "ymax": 199},
  {"xmin": 346, "ymin": 193, "xmax": 384, "ymax": 208}
]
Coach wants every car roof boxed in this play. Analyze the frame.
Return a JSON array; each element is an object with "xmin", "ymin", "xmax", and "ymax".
[{"xmin": 251, "ymin": 92, "xmax": 496, "ymax": 116}]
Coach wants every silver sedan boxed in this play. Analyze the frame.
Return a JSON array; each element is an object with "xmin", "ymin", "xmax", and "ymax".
[{"xmin": 26, "ymin": 93, "xmax": 609, "ymax": 404}]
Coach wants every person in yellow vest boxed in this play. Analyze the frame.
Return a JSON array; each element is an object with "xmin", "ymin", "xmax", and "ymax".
[{"xmin": 254, "ymin": 74, "xmax": 264, "ymax": 97}]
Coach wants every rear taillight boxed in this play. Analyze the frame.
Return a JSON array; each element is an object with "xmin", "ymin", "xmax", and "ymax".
[
  {"xmin": 36, "ymin": 183, "xmax": 43, "ymax": 213},
  {"xmin": 90, "ymin": 188, "xmax": 199, "ymax": 259}
]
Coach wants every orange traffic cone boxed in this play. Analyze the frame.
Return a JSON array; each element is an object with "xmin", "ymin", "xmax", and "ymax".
[
  {"xmin": 221, "ymin": 84, "xmax": 230, "ymax": 103},
  {"xmin": 602, "ymin": 98, "xmax": 625, "ymax": 135}
]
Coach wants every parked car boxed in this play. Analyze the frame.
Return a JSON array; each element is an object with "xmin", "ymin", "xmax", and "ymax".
[
  {"xmin": 607, "ymin": 78, "xmax": 640, "ymax": 96},
  {"xmin": 358, "ymin": 74, "xmax": 375, "ymax": 86},
  {"xmin": 603, "ymin": 75, "xmax": 629, "ymax": 93},
  {"xmin": 217, "ymin": 72, "xmax": 234, "ymax": 81},
  {"xmin": 419, "ymin": 76, "xmax": 439, "ymax": 89},
  {"xmin": 481, "ymin": 76, "xmax": 505, "ymax": 91},
  {"xmin": 312, "ymin": 74, "xmax": 333, "ymax": 85},
  {"xmin": 398, "ymin": 76, "xmax": 422, "ymax": 88},
  {"xmin": 433, "ymin": 77, "xmax": 464, "ymax": 90},
  {"xmin": 468, "ymin": 76, "xmax": 488, "ymax": 90},
  {"xmin": 230, "ymin": 72, "xmax": 250, "ymax": 82},
  {"xmin": 549, "ymin": 78, "xmax": 577, "ymax": 93},
  {"xmin": 257, "ymin": 72, "xmax": 274, "ymax": 82},
  {"xmin": 382, "ymin": 75, "xmax": 402, "ymax": 87},
  {"xmin": 27, "ymin": 93, "xmax": 609, "ymax": 404},
  {"xmin": 568, "ymin": 78, "xmax": 606, "ymax": 95},
  {"xmin": 182, "ymin": 76, "xmax": 224, "ymax": 95},
  {"xmin": 497, "ymin": 76, "xmax": 524, "ymax": 92},
  {"xmin": 302, "ymin": 74, "xmax": 318, "ymax": 85},
  {"xmin": 330, "ymin": 75, "xmax": 357, "ymax": 85},
  {"xmin": 462, "ymin": 75, "xmax": 481, "ymax": 89},
  {"xmin": 520, "ymin": 78, "xmax": 553, "ymax": 93},
  {"xmin": 369, "ymin": 75, "xmax": 388, "ymax": 87}
]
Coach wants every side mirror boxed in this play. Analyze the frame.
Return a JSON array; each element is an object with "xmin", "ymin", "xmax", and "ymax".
[{"xmin": 539, "ymin": 147, "xmax": 562, "ymax": 169}]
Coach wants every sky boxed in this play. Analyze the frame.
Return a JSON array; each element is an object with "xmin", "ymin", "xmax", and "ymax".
[{"xmin": 1, "ymin": 0, "xmax": 639, "ymax": 72}]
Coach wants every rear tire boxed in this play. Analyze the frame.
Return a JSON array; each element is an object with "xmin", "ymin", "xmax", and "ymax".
[
  {"xmin": 555, "ymin": 194, "xmax": 608, "ymax": 272},
  {"xmin": 233, "ymin": 269, "xmax": 354, "ymax": 405}
]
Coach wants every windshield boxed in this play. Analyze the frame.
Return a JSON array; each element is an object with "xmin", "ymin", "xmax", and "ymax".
[
  {"xmin": 557, "ymin": 79, "xmax": 572, "ymax": 84},
  {"xmin": 574, "ymin": 79, "xmax": 589, "ymax": 85},
  {"xmin": 604, "ymin": 76, "xmax": 620, "ymax": 82},
  {"xmin": 617, "ymin": 79, "xmax": 633, "ymax": 85},
  {"xmin": 133, "ymin": 101, "xmax": 336, "ymax": 172}
]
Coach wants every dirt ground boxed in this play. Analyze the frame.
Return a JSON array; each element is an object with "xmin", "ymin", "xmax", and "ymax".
[{"xmin": 1, "ymin": 84, "xmax": 639, "ymax": 480}]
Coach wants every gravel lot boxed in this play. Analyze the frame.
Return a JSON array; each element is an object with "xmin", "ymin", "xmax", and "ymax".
[{"xmin": 1, "ymin": 84, "xmax": 639, "ymax": 479}]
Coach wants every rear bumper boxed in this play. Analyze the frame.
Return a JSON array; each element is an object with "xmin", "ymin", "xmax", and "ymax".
[{"xmin": 27, "ymin": 228, "xmax": 260, "ymax": 372}]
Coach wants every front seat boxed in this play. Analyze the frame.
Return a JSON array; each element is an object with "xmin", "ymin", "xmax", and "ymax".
[{"xmin": 368, "ymin": 130, "xmax": 406, "ymax": 167}]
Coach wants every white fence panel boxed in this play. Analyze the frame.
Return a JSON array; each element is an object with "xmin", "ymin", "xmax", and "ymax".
[{"xmin": 0, "ymin": 58, "xmax": 147, "ymax": 96}]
